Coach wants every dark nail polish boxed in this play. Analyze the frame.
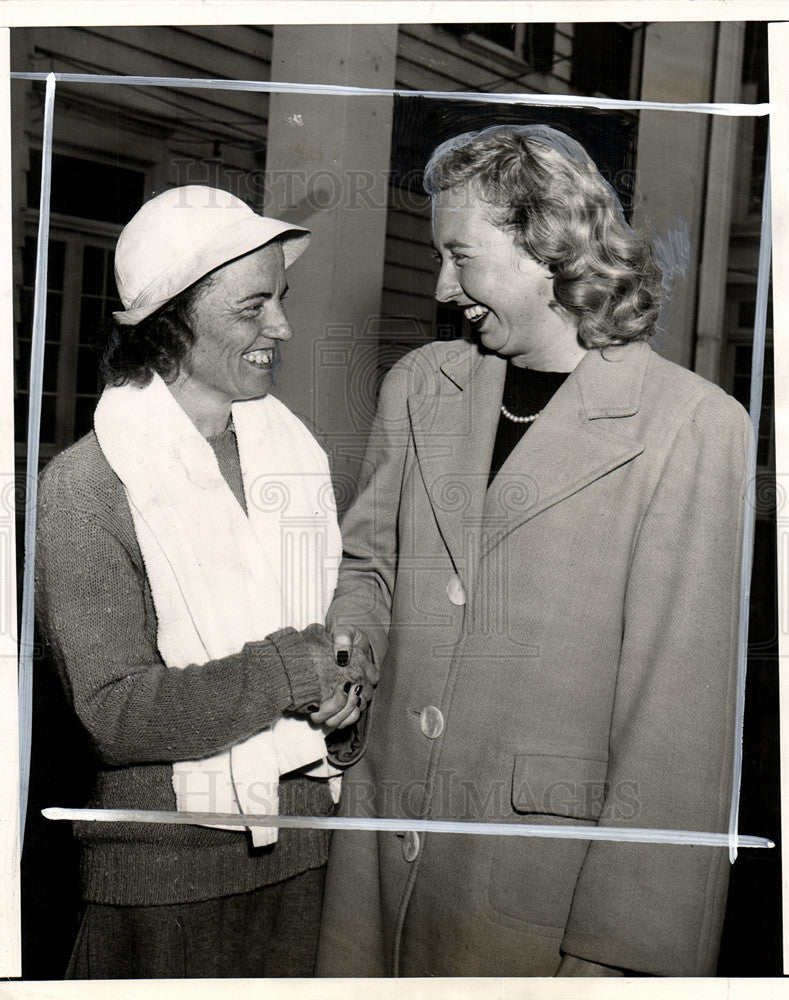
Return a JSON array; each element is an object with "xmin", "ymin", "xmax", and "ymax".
[
  {"xmin": 356, "ymin": 696, "xmax": 363, "ymax": 708},
  {"xmin": 343, "ymin": 680, "xmax": 352, "ymax": 693},
  {"xmin": 336, "ymin": 650, "xmax": 349, "ymax": 666},
  {"xmin": 306, "ymin": 704, "xmax": 319, "ymax": 713},
  {"xmin": 354, "ymin": 683, "xmax": 363, "ymax": 696}
]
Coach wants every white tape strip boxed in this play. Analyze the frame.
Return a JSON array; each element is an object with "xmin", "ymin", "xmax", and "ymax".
[
  {"xmin": 727, "ymin": 132, "xmax": 773, "ymax": 865},
  {"xmin": 8, "ymin": 72, "xmax": 770, "ymax": 116},
  {"xmin": 41, "ymin": 807, "xmax": 774, "ymax": 849},
  {"xmin": 18, "ymin": 71, "xmax": 56, "ymax": 851},
  {"xmin": 20, "ymin": 67, "xmax": 772, "ymax": 861}
]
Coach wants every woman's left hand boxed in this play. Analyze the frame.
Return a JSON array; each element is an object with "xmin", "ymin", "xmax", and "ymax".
[{"xmin": 310, "ymin": 679, "xmax": 367, "ymax": 730}]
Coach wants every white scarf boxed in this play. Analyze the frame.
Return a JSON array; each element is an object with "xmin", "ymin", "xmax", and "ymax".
[{"xmin": 94, "ymin": 373, "xmax": 342, "ymax": 846}]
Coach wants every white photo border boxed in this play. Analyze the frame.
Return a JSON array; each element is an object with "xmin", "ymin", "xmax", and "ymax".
[{"xmin": 1, "ymin": 6, "xmax": 785, "ymax": 997}]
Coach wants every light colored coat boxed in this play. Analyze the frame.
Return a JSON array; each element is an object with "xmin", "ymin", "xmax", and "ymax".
[{"xmin": 317, "ymin": 339, "xmax": 750, "ymax": 977}]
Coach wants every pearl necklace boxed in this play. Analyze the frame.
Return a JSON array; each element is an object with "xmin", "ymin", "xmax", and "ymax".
[{"xmin": 500, "ymin": 403, "xmax": 540, "ymax": 424}]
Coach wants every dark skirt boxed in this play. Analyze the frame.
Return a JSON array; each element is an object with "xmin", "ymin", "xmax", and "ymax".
[{"xmin": 66, "ymin": 864, "xmax": 326, "ymax": 979}]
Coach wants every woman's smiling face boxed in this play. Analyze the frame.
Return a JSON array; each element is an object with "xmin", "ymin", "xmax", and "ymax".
[
  {"xmin": 182, "ymin": 241, "xmax": 293, "ymax": 408},
  {"xmin": 431, "ymin": 182, "xmax": 574, "ymax": 366}
]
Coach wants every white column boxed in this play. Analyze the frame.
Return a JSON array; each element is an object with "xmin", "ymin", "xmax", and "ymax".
[
  {"xmin": 264, "ymin": 26, "xmax": 398, "ymax": 500},
  {"xmin": 693, "ymin": 22, "xmax": 747, "ymax": 384},
  {"xmin": 632, "ymin": 22, "xmax": 718, "ymax": 370}
]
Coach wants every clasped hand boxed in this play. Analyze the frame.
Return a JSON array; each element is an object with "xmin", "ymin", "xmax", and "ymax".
[{"xmin": 297, "ymin": 622, "xmax": 378, "ymax": 730}]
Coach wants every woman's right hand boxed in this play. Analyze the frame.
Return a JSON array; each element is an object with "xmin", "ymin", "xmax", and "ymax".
[
  {"xmin": 331, "ymin": 624, "xmax": 379, "ymax": 685},
  {"xmin": 310, "ymin": 624, "xmax": 378, "ymax": 730}
]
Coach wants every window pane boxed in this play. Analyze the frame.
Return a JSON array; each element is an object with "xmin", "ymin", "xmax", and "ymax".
[
  {"xmin": 732, "ymin": 342, "xmax": 774, "ymax": 468},
  {"xmin": 43, "ymin": 343, "xmax": 59, "ymax": 393},
  {"xmin": 14, "ymin": 394, "xmax": 27, "ymax": 442},
  {"xmin": 73, "ymin": 395, "xmax": 98, "ymax": 440},
  {"xmin": 80, "ymin": 296, "xmax": 104, "ymax": 343},
  {"xmin": 14, "ymin": 340, "xmax": 59, "ymax": 394},
  {"xmin": 47, "ymin": 240, "xmax": 66, "ymax": 291},
  {"xmin": 82, "ymin": 245, "xmax": 105, "ymax": 296},
  {"xmin": 524, "ymin": 24, "xmax": 556, "ymax": 74},
  {"xmin": 21, "ymin": 237, "xmax": 36, "ymax": 286},
  {"xmin": 76, "ymin": 344, "xmax": 102, "ymax": 395},
  {"xmin": 440, "ymin": 23, "xmax": 518, "ymax": 51},
  {"xmin": 738, "ymin": 300, "xmax": 756, "ymax": 329},
  {"xmin": 732, "ymin": 345, "xmax": 751, "ymax": 409},
  {"xmin": 572, "ymin": 23, "xmax": 634, "ymax": 100},
  {"xmin": 15, "ymin": 339, "xmax": 30, "ymax": 393},
  {"xmin": 28, "ymin": 150, "xmax": 145, "ymax": 226},
  {"xmin": 472, "ymin": 24, "xmax": 517, "ymax": 50},
  {"xmin": 17, "ymin": 288, "xmax": 32, "ymax": 337},
  {"xmin": 40, "ymin": 393, "xmax": 57, "ymax": 445},
  {"xmin": 18, "ymin": 392, "xmax": 58, "ymax": 445},
  {"xmin": 45, "ymin": 292, "xmax": 63, "ymax": 341},
  {"xmin": 21, "ymin": 236, "xmax": 66, "ymax": 290}
]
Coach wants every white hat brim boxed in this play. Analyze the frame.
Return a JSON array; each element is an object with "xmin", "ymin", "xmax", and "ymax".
[{"xmin": 113, "ymin": 218, "xmax": 310, "ymax": 326}]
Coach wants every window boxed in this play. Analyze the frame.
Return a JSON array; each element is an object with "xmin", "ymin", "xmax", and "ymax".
[
  {"xmin": 15, "ymin": 231, "xmax": 124, "ymax": 455},
  {"xmin": 440, "ymin": 23, "xmax": 556, "ymax": 74},
  {"xmin": 16, "ymin": 152, "xmax": 146, "ymax": 459},
  {"xmin": 741, "ymin": 21, "xmax": 768, "ymax": 217},
  {"xmin": 571, "ymin": 23, "xmax": 640, "ymax": 101},
  {"xmin": 731, "ymin": 338, "xmax": 773, "ymax": 469},
  {"xmin": 15, "ymin": 237, "xmax": 66, "ymax": 452},
  {"xmin": 724, "ymin": 287, "xmax": 774, "ymax": 474},
  {"xmin": 27, "ymin": 150, "xmax": 145, "ymax": 226}
]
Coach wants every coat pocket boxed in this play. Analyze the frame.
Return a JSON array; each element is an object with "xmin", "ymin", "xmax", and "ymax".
[
  {"xmin": 485, "ymin": 753, "xmax": 609, "ymax": 932},
  {"xmin": 510, "ymin": 752, "xmax": 609, "ymax": 821}
]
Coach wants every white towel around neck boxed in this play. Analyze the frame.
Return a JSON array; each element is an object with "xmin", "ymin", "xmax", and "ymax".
[{"xmin": 94, "ymin": 373, "xmax": 342, "ymax": 845}]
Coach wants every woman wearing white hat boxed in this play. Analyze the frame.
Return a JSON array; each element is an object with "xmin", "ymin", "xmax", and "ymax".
[{"xmin": 35, "ymin": 185, "xmax": 375, "ymax": 978}]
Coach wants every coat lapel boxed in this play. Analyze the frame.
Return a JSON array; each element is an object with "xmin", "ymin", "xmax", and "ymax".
[
  {"xmin": 482, "ymin": 342, "xmax": 650, "ymax": 556},
  {"xmin": 408, "ymin": 343, "xmax": 506, "ymax": 577}
]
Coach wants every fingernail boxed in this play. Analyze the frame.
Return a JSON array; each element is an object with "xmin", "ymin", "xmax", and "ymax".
[
  {"xmin": 336, "ymin": 650, "xmax": 349, "ymax": 666},
  {"xmin": 343, "ymin": 681, "xmax": 352, "ymax": 693},
  {"xmin": 306, "ymin": 704, "xmax": 319, "ymax": 713},
  {"xmin": 354, "ymin": 684, "xmax": 363, "ymax": 696},
  {"xmin": 356, "ymin": 696, "xmax": 363, "ymax": 708}
]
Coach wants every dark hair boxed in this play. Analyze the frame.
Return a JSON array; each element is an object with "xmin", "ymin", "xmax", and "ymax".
[
  {"xmin": 100, "ymin": 272, "xmax": 216, "ymax": 387},
  {"xmin": 423, "ymin": 124, "xmax": 664, "ymax": 348}
]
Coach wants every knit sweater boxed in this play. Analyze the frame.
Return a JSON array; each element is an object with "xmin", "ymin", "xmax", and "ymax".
[{"xmin": 35, "ymin": 427, "xmax": 334, "ymax": 906}]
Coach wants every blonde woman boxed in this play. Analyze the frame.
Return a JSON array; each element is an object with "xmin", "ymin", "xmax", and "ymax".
[{"xmin": 318, "ymin": 125, "xmax": 750, "ymax": 977}]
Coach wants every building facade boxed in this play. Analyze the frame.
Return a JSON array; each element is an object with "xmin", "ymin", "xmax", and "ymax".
[{"xmin": 10, "ymin": 21, "xmax": 777, "ymax": 977}]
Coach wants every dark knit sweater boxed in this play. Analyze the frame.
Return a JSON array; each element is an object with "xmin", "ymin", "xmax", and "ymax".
[
  {"xmin": 489, "ymin": 364, "xmax": 571, "ymax": 484},
  {"xmin": 35, "ymin": 427, "xmax": 334, "ymax": 906}
]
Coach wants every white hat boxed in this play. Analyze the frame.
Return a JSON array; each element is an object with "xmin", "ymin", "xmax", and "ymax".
[{"xmin": 113, "ymin": 185, "xmax": 310, "ymax": 325}]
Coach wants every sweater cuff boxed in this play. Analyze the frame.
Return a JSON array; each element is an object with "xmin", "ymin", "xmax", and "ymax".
[{"xmin": 266, "ymin": 627, "xmax": 323, "ymax": 712}]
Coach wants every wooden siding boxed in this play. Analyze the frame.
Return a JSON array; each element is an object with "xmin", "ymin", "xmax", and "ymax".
[
  {"xmin": 14, "ymin": 26, "xmax": 273, "ymax": 186},
  {"xmin": 381, "ymin": 195, "xmax": 436, "ymax": 342},
  {"xmin": 395, "ymin": 23, "xmax": 574, "ymax": 94}
]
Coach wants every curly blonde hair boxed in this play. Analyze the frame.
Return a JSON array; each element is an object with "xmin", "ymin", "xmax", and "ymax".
[{"xmin": 423, "ymin": 124, "xmax": 664, "ymax": 348}]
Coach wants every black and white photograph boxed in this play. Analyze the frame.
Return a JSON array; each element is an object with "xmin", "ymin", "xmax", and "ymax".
[{"xmin": 1, "ymin": 5, "xmax": 784, "ymax": 992}]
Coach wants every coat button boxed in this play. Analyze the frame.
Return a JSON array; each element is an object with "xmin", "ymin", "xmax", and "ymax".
[
  {"xmin": 419, "ymin": 705, "xmax": 444, "ymax": 739},
  {"xmin": 447, "ymin": 573, "xmax": 466, "ymax": 606},
  {"xmin": 403, "ymin": 830, "xmax": 420, "ymax": 862}
]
